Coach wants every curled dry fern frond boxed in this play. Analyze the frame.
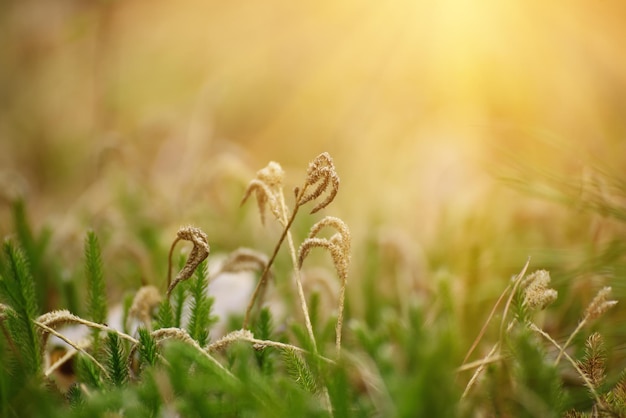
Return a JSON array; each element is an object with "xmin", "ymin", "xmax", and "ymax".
[
  {"xmin": 556, "ymin": 286, "xmax": 617, "ymax": 364},
  {"xmin": 295, "ymin": 152, "xmax": 340, "ymax": 214},
  {"xmin": 241, "ymin": 161, "xmax": 284, "ymax": 225},
  {"xmin": 241, "ymin": 153, "xmax": 341, "ymax": 333},
  {"xmin": 298, "ymin": 216, "xmax": 351, "ymax": 355},
  {"xmin": 167, "ymin": 226, "xmax": 210, "ymax": 298},
  {"xmin": 298, "ymin": 216, "xmax": 351, "ymax": 277}
]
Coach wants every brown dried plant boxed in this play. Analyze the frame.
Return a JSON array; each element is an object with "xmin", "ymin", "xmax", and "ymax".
[
  {"xmin": 298, "ymin": 216, "xmax": 351, "ymax": 355},
  {"xmin": 241, "ymin": 153, "xmax": 341, "ymax": 356},
  {"xmin": 461, "ymin": 262, "xmax": 561, "ymax": 399},
  {"xmin": 206, "ymin": 328, "xmax": 334, "ymax": 365},
  {"xmin": 294, "ymin": 152, "xmax": 339, "ymax": 215},
  {"xmin": 461, "ymin": 259, "xmax": 530, "ymax": 377},
  {"xmin": 240, "ymin": 161, "xmax": 284, "ymax": 226},
  {"xmin": 34, "ymin": 309, "xmax": 141, "ymax": 378},
  {"xmin": 34, "ymin": 309, "xmax": 143, "ymax": 380},
  {"xmin": 529, "ymin": 323, "xmax": 605, "ymax": 408},
  {"xmin": 166, "ymin": 226, "xmax": 210, "ymax": 298},
  {"xmin": 127, "ymin": 327, "xmax": 233, "ymax": 380},
  {"xmin": 556, "ymin": 286, "xmax": 617, "ymax": 364},
  {"xmin": 521, "ymin": 270, "xmax": 558, "ymax": 310}
]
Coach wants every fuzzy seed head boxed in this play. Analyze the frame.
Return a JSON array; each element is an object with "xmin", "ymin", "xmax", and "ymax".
[
  {"xmin": 257, "ymin": 161, "xmax": 284, "ymax": 190},
  {"xmin": 522, "ymin": 270, "xmax": 558, "ymax": 310},
  {"xmin": 298, "ymin": 152, "xmax": 340, "ymax": 213},
  {"xmin": 585, "ymin": 286, "xmax": 618, "ymax": 321}
]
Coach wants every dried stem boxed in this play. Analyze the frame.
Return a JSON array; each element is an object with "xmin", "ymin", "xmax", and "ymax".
[
  {"xmin": 285, "ymin": 217, "xmax": 318, "ymax": 354},
  {"xmin": 206, "ymin": 329, "xmax": 335, "ymax": 364},
  {"xmin": 530, "ymin": 322, "xmax": 605, "ymax": 407},
  {"xmin": 45, "ymin": 346, "xmax": 82, "ymax": 378},
  {"xmin": 462, "ymin": 342, "xmax": 500, "ymax": 399},
  {"xmin": 555, "ymin": 287, "xmax": 617, "ymax": 364},
  {"xmin": 456, "ymin": 354, "xmax": 507, "ymax": 373},
  {"xmin": 34, "ymin": 320, "xmax": 108, "ymax": 378},
  {"xmin": 166, "ymin": 236, "xmax": 182, "ymax": 293},
  {"xmin": 36, "ymin": 310, "xmax": 138, "ymax": 345},
  {"xmin": 499, "ymin": 257, "xmax": 531, "ymax": 340},
  {"xmin": 462, "ymin": 281, "xmax": 511, "ymax": 365},
  {"xmin": 243, "ymin": 202, "xmax": 302, "ymax": 329},
  {"xmin": 297, "ymin": 217, "xmax": 350, "ymax": 356},
  {"xmin": 128, "ymin": 327, "xmax": 235, "ymax": 380}
]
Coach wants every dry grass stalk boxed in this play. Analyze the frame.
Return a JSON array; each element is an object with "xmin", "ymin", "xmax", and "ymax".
[
  {"xmin": 207, "ymin": 329, "xmax": 255, "ymax": 352},
  {"xmin": 34, "ymin": 319, "xmax": 108, "ymax": 378},
  {"xmin": 556, "ymin": 286, "xmax": 617, "ymax": 364},
  {"xmin": 35, "ymin": 310, "xmax": 139, "ymax": 345},
  {"xmin": 128, "ymin": 285, "xmax": 162, "ymax": 328},
  {"xmin": 151, "ymin": 327, "xmax": 198, "ymax": 346},
  {"xmin": 530, "ymin": 322, "xmax": 605, "ymax": 408},
  {"xmin": 462, "ymin": 258, "xmax": 530, "ymax": 367},
  {"xmin": 127, "ymin": 327, "xmax": 233, "ymax": 380},
  {"xmin": 499, "ymin": 258, "xmax": 531, "ymax": 340},
  {"xmin": 456, "ymin": 354, "xmax": 507, "ymax": 373},
  {"xmin": 461, "ymin": 265, "xmax": 558, "ymax": 400},
  {"xmin": 298, "ymin": 216, "xmax": 351, "ymax": 355},
  {"xmin": 167, "ymin": 226, "xmax": 210, "ymax": 298},
  {"xmin": 206, "ymin": 328, "xmax": 335, "ymax": 364},
  {"xmin": 37, "ymin": 309, "xmax": 83, "ymax": 349},
  {"xmin": 461, "ymin": 342, "xmax": 501, "ymax": 399}
]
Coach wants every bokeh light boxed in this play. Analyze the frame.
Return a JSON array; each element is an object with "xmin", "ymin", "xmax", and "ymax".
[{"xmin": 2, "ymin": 0, "xmax": 626, "ymax": 271}]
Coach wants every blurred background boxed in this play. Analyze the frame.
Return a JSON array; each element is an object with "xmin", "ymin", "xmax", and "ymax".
[{"xmin": 2, "ymin": 0, "xmax": 626, "ymax": 349}]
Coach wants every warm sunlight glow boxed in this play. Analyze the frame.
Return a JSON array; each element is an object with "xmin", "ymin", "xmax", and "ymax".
[{"xmin": 1, "ymin": 0, "xmax": 625, "ymax": 239}]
